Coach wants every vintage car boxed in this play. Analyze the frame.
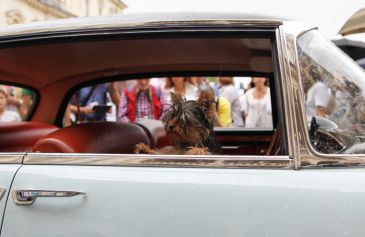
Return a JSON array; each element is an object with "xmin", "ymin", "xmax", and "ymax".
[{"xmin": 0, "ymin": 12, "xmax": 364, "ymax": 236}]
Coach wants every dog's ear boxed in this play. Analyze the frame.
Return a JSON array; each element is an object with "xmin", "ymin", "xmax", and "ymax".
[
  {"xmin": 198, "ymin": 90, "xmax": 215, "ymax": 117},
  {"xmin": 171, "ymin": 92, "xmax": 183, "ymax": 105}
]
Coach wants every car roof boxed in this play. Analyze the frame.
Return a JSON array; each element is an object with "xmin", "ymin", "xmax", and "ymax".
[{"xmin": 0, "ymin": 12, "xmax": 286, "ymax": 38}]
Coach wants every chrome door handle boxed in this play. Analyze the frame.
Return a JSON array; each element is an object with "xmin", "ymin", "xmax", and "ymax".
[{"xmin": 13, "ymin": 189, "xmax": 86, "ymax": 205}]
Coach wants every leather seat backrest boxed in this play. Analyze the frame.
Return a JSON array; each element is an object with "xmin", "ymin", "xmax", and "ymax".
[
  {"xmin": 32, "ymin": 122, "xmax": 150, "ymax": 154},
  {"xmin": 0, "ymin": 122, "xmax": 58, "ymax": 152},
  {"xmin": 135, "ymin": 119, "xmax": 169, "ymax": 148}
]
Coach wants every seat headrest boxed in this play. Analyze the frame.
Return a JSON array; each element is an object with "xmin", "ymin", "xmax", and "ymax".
[
  {"xmin": 135, "ymin": 119, "xmax": 169, "ymax": 148},
  {"xmin": 32, "ymin": 122, "xmax": 150, "ymax": 154},
  {"xmin": 0, "ymin": 122, "xmax": 58, "ymax": 152}
]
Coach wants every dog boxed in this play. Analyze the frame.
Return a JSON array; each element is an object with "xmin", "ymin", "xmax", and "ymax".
[{"xmin": 135, "ymin": 91, "xmax": 221, "ymax": 155}]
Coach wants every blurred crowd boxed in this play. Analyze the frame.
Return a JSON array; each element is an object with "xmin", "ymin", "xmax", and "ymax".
[
  {"xmin": 65, "ymin": 76, "xmax": 273, "ymax": 128},
  {"xmin": 0, "ymin": 85, "xmax": 35, "ymax": 122}
]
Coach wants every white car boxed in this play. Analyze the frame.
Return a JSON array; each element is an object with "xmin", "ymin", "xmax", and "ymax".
[{"xmin": 0, "ymin": 12, "xmax": 364, "ymax": 237}]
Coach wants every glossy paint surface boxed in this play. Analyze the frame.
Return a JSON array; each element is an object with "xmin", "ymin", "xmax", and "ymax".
[
  {"xmin": 0, "ymin": 165, "xmax": 21, "ymax": 230},
  {"xmin": 2, "ymin": 165, "xmax": 365, "ymax": 237}
]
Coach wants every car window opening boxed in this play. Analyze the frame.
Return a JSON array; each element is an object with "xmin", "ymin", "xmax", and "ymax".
[{"xmin": 0, "ymin": 36, "xmax": 285, "ymax": 157}]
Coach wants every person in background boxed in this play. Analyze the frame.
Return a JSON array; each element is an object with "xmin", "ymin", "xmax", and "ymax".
[
  {"xmin": 190, "ymin": 77, "xmax": 203, "ymax": 86},
  {"xmin": 150, "ymin": 77, "xmax": 166, "ymax": 89},
  {"xmin": 68, "ymin": 83, "xmax": 110, "ymax": 123},
  {"xmin": 0, "ymin": 89, "xmax": 21, "ymax": 122},
  {"xmin": 19, "ymin": 88, "xmax": 36, "ymax": 120},
  {"xmin": 240, "ymin": 77, "xmax": 272, "ymax": 128},
  {"xmin": 199, "ymin": 83, "xmax": 232, "ymax": 127},
  {"xmin": 110, "ymin": 80, "xmax": 136, "ymax": 120},
  {"xmin": 301, "ymin": 64, "xmax": 331, "ymax": 121},
  {"xmin": 118, "ymin": 79, "xmax": 169, "ymax": 123},
  {"xmin": 0, "ymin": 85, "xmax": 22, "ymax": 118},
  {"xmin": 164, "ymin": 77, "xmax": 198, "ymax": 102},
  {"xmin": 217, "ymin": 77, "xmax": 244, "ymax": 127}
]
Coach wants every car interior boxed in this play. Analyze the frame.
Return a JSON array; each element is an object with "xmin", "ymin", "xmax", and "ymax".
[{"xmin": 0, "ymin": 34, "xmax": 286, "ymax": 156}]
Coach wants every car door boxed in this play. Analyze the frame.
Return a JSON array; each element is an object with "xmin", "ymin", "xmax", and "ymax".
[
  {"xmin": 0, "ymin": 84, "xmax": 54, "ymax": 230},
  {"xmin": 3, "ymin": 154, "xmax": 365, "ymax": 237},
  {"xmin": 0, "ymin": 154, "xmax": 23, "ymax": 229},
  {"xmin": 1, "ymin": 154, "xmax": 298, "ymax": 237}
]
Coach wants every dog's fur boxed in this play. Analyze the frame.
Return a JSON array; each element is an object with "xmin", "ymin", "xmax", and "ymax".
[{"xmin": 135, "ymin": 91, "xmax": 221, "ymax": 155}]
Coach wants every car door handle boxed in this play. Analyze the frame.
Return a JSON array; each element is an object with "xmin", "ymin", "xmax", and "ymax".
[{"xmin": 13, "ymin": 189, "xmax": 86, "ymax": 205}]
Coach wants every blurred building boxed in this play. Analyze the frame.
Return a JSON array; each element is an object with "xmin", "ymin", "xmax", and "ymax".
[{"xmin": 0, "ymin": 0, "xmax": 127, "ymax": 25}]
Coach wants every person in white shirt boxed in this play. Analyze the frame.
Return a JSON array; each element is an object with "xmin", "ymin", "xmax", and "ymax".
[
  {"xmin": 164, "ymin": 77, "xmax": 198, "ymax": 103},
  {"xmin": 305, "ymin": 81, "xmax": 331, "ymax": 121},
  {"xmin": 240, "ymin": 77, "xmax": 272, "ymax": 128},
  {"xmin": 0, "ymin": 89, "xmax": 21, "ymax": 122},
  {"xmin": 300, "ymin": 64, "xmax": 331, "ymax": 122}
]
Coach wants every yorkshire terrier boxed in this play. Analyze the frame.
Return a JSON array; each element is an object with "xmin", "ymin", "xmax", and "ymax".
[{"xmin": 135, "ymin": 91, "xmax": 221, "ymax": 155}]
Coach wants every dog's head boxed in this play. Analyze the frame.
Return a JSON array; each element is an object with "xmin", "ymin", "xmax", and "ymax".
[{"xmin": 162, "ymin": 91, "xmax": 216, "ymax": 147}]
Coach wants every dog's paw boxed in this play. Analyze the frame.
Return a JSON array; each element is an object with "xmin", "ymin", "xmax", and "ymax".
[
  {"xmin": 135, "ymin": 143, "xmax": 156, "ymax": 154},
  {"xmin": 185, "ymin": 147, "xmax": 211, "ymax": 155}
]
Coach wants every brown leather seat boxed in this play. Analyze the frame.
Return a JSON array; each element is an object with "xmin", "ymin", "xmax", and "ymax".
[
  {"xmin": 135, "ymin": 119, "xmax": 169, "ymax": 148},
  {"xmin": 0, "ymin": 122, "xmax": 58, "ymax": 152},
  {"xmin": 32, "ymin": 122, "xmax": 150, "ymax": 153}
]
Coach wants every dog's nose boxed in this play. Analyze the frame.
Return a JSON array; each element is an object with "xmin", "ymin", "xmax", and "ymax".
[{"xmin": 168, "ymin": 125, "xmax": 175, "ymax": 131}]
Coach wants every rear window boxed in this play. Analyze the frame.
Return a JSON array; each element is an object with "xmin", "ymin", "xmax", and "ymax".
[
  {"xmin": 64, "ymin": 76, "xmax": 274, "ymax": 131},
  {"xmin": 0, "ymin": 84, "xmax": 37, "ymax": 122}
]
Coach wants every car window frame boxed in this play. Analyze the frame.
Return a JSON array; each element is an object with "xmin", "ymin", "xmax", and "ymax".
[
  {"xmin": 289, "ymin": 28, "xmax": 365, "ymax": 168},
  {"xmin": 0, "ymin": 25, "xmax": 291, "ymax": 168}
]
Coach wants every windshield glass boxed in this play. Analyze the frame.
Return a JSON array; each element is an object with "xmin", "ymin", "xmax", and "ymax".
[{"xmin": 297, "ymin": 30, "xmax": 365, "ymax": 154}]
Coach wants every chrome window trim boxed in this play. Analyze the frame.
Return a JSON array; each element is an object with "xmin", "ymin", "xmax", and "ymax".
[
  {"xmin": 22, "ymin": 28, "xmax": 293, "ymax": 169},
  {"xmin": 285, "ymin": 27, "xmax": 308, "ymax": 170},
  {"xmin": 0, "ymin": 153, "xmax": 25, "ymax": 164},
  {"xmin": 0, "ymin": 20, "xmax": 282, "ymax": 38},
  {"xmin": 276, "ymin": 22, "xmax": 316, "ymax": 169},
  {"xmin": 0, "ymin": 13, "xmax": 284, "ymax": 39},
  {"xmin": 276, "ymin": 27, "xmax": 295, "ymax": 164},
  {"xmin": 24, "ymin": 153, "xmax": 292, "ymax": 169}
]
